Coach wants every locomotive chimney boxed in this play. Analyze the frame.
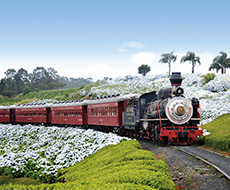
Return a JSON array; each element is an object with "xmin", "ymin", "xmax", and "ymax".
[{"xmin": 170, "ymin": 72, "xmax": 183, "ymax": 86}]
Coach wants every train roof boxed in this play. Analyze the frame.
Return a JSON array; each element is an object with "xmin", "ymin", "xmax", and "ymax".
[
  {"xmin": 12, "ymin": 103, "xmax": 52, "ymax": 109},
  {"xmin": 0, "ymin": 104, "xmax": 16, "ymax": 110},
  {"xmin": 50, "ymin": 94, "xmax": 141, "ymax": 107},
  {"xmin": 0, "ymin": 94, "xmax": 141, "ymax": 110},
  {"xmin": 85, "ymin": 94, "xmax": 141, "ymax": 105}
]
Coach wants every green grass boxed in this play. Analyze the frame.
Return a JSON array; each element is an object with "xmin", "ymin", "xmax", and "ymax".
[
  {"xmin": 0, "ymin": 176, "xmax": 43, "ymax": 186},
  {"xmin": 197, "ymin": 114, "xmax": 230, "ymax": 152},
  {"xmin": 0, "ymin": 87, "xmax": 83, "ymax": 105},
  {"xmin": 0, "ymin": 140, "xmax": 175, "ymax": 190},
  {"xmin": 201, "ymin": 73, "xmax": 216, "ymax": 85},
  {"xmin": 0, "ymin": 81, "xmax": 102, "ymax": 105}
]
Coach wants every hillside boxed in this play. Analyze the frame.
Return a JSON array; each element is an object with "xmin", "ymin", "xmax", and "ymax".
[
  {"xmin": 80, "ymin": 73, "xmax": 230, "ymax": 125},
  {"xmin": 1, "ymin": 73, "xmax": 230, "ymax": 125}
]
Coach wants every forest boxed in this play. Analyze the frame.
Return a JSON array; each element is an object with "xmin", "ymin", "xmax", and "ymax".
[{"xmin": 0, "ymin": 67, "xmax": 92, "ymax": 98}]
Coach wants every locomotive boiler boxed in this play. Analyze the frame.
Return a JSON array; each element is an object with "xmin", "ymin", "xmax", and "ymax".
[{"xmin": 122, "ymin": 72, "xmax": 203, "ymax": 145}]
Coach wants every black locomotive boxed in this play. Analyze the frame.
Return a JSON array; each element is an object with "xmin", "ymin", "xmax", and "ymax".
[{"xmin": 121, "ymin": 72, "xmax": 203, "ymax": 145}]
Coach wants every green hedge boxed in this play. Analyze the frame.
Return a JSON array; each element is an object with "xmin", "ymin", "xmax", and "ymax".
[
  {"xmin": 197, "ymin": 114, "xmax": 230, "ymax": 152},
  {"xmin": 1, "ymin": 140, "xmax": 175, "ymax": 190}
]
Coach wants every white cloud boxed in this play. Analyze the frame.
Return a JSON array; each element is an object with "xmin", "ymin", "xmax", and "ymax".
[
  {"xmin": 117, "ymin": 48, "xmax": 127, "ymax": 53},
  {"xmin": 117, "ymin": 41, "xmax": 145, "ymax": 53},
  {"xmin": 86, "ymin": 63, "xmax": 110, "ymax": 80},
  {"xmin": 131, "ymin": 52, "xmax": 156, "ymax": 67},
  {"xmin": 120, "ymin": 41, "xmax": 145, "ymax": 49}
]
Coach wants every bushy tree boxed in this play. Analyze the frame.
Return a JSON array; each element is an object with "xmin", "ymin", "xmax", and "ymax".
[
  {"xmin": 23, "ymin": 86, "xmax": 31, "ymax": 95},
  {"xmin": 47, "ymin": 67, "xmax": 60, "ymax": 81},
  {"xmin": 4, "ymin": 69, "xmax": 16, "ymax": 80},
  {"xmin": 14, "ymin": 68, "xmax": 30, "ymax": 94},
  {"xmin": 138, "ymin": 64, "xmax": 151, "ymax": 76},
  {"xmin": 0, "ymin": 67, "xmax": 65, "ymax": 97}
]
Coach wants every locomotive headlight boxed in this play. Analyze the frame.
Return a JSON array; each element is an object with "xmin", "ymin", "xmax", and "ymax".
[
  {"xmin": 174, "ymin": 105, "xmax": 185, "ymax": 116},
  {"xmin": 165, "ymin": 97, "xmax": 193, "ymax": 125}
]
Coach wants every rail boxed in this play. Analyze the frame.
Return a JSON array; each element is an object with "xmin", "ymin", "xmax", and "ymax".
[{"xmin": 173, "ymin": 146, "xmax": 230, "ymax": 180}]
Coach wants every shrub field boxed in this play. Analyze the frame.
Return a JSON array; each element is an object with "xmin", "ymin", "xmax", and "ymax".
[{"xmin": 1, "ymin": 140, "xmax": 175, "ymax": 190}]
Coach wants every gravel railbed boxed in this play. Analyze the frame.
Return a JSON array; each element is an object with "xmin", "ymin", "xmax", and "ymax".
[
  {"xmin": 139, "ymin": 140, "xmax": 230, "ymax": 190},
  {"xmin": 176, "ymin": 146, "xmax": 230, "ymax": 180}
]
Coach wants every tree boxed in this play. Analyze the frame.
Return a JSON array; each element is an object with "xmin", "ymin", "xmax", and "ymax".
[
  {"xmin": 138, "ymin": 64, "xmax": 151, "ymax": 76},
  {"xmin": 0, "ymin": 79, "xmax": 6, "ymax": 93},
  {"xmin": 159, "ymin": 51, "xmax": 177, "ymax": 76},
  {"xmin": 47, "ymin": 67, "xmax": 60, "ymax": 81},
  {"xmin": 31, "ymin": 67, "xmax": 50, "ymax": 84},
  {"xmin": 209, "ymin": 51, "xmax": 230, "ymax": 74},
  {"xmin": 4, "ymin": 68, "xmax": 16, "ymax": 80},
  {"xmin": 23, "ymin": 86, "xmax": 31, "ymax": 95},
  {"xmin": 180, "ymin": 51, "xmax": 201, "ymax": 73},
  {"xmin": 14, "ymin": 68, "xmax": 30, "ymax": 94}
]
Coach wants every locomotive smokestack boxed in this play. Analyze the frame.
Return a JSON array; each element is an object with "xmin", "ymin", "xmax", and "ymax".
[{"xmin": 170, "ymin": 72, "xmax": 183, "ymax": 86}]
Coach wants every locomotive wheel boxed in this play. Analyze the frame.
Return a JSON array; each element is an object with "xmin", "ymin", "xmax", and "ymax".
[{"xmin": 117, "ymin": 125, "xmax": 125, "ymax": 136}]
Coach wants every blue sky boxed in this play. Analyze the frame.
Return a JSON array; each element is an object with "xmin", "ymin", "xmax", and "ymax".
[{"xmin": 1, "ymin": 0, "xmax": 230, "ymax": 81}]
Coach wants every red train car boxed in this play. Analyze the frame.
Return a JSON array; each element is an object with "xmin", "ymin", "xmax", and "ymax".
[
  {"xmin": 0, "ymin": 106, "xmax": 15, "ymax": 123},
  {"xmin": 50, "ymin": 101, "xmax": 86, "ymax": 126},
  {"xmin": 14, "ymin": 104, "xmax": 50, "ymax": 124},
  {"xmin": 87, "ymin": 94, "xmax": 139, "ymax": 128}
]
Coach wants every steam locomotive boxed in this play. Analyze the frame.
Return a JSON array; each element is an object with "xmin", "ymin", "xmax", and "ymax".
[{"xmin": 0, "ymin": 72, "xmax": 203, "ymax": 145}]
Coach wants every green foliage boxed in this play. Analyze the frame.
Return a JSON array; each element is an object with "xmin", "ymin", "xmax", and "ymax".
[
  {"xmin": 0, "ymin": 86, "xmax": 86, "ymax": 105},
  {"xmin": 209, "ymin": 51, "xmax": 230, "ymax": 74},
  {"xmin": 58, "ymin": 140, "xmax": 175, "ymax": 189},
  {"xmin": 201, "ymin": 73, "xmax": 216, "ymax": 85},
  {"xmin": 0, "ymin": 140, "xmax": 175, "ymax": 189},
  {"xmin": 0, "ymin": 167, "xmax": 6, "ymax": 175},
  {"xmin": 0, "ymin": 176, "xmax": 43, "ymax": 186},
  {"xmin": 23, "ymin": 86, "xmax": 31, "ymax": 95},
  {"xmin": 200, "ymin": 114, "xmax": 230, "ymax": 152},
  {"xmin": 196, "ymin": 136, "xmax": 206, "ymax": 145},
  {"xmin": 0, "ymin": 160, "xmax": 58, "ymax": 183},
  {"xmin": 159, "ymin": 51, "xmax": 177, "ymax": 76},
  {"xmin": 180, "ymin": 51, "xmax": 201, "ymax": 73},
  {"xmin": 0, "ymin": 67, "xmax": 67, "ymax": 98},
  {"xmin": 138, "ymin": 64, "xmax": 151, "ymax": 76}
]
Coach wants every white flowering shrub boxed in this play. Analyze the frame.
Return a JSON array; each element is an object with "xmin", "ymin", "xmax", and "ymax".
[
  {"xmin": 82, "ymin": 73, "xmax": 230, "ymax": 125},
  {"xmin": 1, "ymin": 73, "xmax": 230, "ymax": 182},
  {"xmin": 0, "ymin": 124, "xmax": 129, "ymax": 182}
]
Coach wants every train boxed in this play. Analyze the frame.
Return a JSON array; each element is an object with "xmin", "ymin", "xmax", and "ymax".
[{"xmin": 0, "ymin": 72, "xmax": 203, "ymax": 145}]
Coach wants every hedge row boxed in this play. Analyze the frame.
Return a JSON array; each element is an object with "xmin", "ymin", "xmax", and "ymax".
[{"xmin": 197, "ymin": 114, "xmax": 230, "ymax": 152}]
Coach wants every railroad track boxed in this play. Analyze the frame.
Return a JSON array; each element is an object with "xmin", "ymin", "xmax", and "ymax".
[
  {"xmin": 139, "ymin": 140, "xmax": 230, "ymax": 189},
  {"xmin": 173, "ymin": 146, "xmax": 230, "ymax": 180}
]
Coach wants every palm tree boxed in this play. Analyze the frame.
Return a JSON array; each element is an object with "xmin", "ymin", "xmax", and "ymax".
[
  {"xmin": 180, "ymin": 51, "xmax": 201, "ymax": 73},
  {"xmin": 209, "ymin": 51, "xmax": 230, "ymax": 74},
  {"xmin": 159, "ymin": 51, "xmax": 177, "ymax": 76}
]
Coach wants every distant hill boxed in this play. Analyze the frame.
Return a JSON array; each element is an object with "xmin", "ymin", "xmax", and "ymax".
[{"xmin": 59, "ymin": 76, "xmax": 93, "ymax": 89}]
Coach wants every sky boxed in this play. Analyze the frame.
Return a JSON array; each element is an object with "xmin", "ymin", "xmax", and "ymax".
[{"xmin": 1, "ymin": 0, "xmax": 230, "ymax": 81}]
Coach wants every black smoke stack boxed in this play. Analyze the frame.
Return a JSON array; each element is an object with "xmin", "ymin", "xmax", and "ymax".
[{"xmin": 170, "ymin": 72, "xmax": 183, "ymax": 86}]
